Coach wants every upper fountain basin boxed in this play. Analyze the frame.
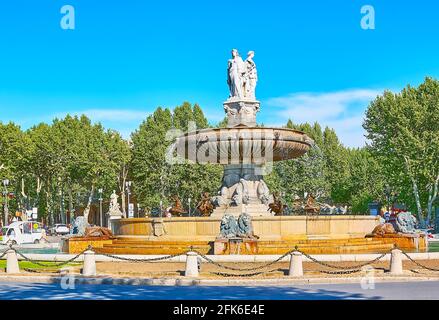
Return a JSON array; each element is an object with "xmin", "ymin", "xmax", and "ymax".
[{"xmin": 173, "ymin": 126, "xmax": 313, "ymax": 165}]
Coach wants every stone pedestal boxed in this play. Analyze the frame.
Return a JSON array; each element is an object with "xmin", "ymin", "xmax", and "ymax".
[
  {"xmin": 214, "ymin": 237, "xmax": 258, "ymax": 255},
  {"xmin": 288, "ymin": 252, "xmax": 304, "ymax": 277},
  {"xmin": 185, "ymin": 251, "xmax": 199, "ymax": 277},
  {"xmin": 212, "ymin": 163, "xmax": 273, "ymax": 217},
  {"xmin": 6, "ymin": 249, "xmax": 20, "ymax": 274},
  {"xmin": 107, "ymin": 210, "xmax": 124, "ymax": 234},
  {"xmin": 82, "ymin": 250, "xmax": 97, "ymax": 276},
  {"xmin": 223, "ymin": 99, "xmax": 260, "ymax": 128}
]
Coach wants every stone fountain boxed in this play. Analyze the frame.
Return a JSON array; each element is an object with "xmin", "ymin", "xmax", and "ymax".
[
  {"xmin": 174, "ymin": 49, "xmax": 313, "ymax": 217},
  {"xmin": 91, "ymin": 49, "xmax": 410, "ymax": 256}
]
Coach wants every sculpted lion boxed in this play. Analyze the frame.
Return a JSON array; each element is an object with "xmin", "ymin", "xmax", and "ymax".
[
  {"xmin": 370, "ymin": 223, "xmax": 397, "ymax": 237},
  {"xmin": 219, "ymin": 213, "xmax": 238, "ymax": 238},
  {"xmin": 237, "ymin": 212, "xmax": 259, "ymax": 240},
  {"xmin": 84, "ymin": 226, "xmax": 114, "ymax": 239}
]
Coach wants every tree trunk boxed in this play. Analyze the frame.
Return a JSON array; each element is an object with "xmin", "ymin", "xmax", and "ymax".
[
  {"xmin": 68, "ymin": 188, "xmax": 74, "ymax": 224},
  {"xmin": 84, "ymin": 186, "xmax": 94, "ymax": 225},
  {"xmin": 426, "ymin": 175, "xmax": 439, "ymax": 227},
  {"xmin": 404, "ymin": 157, "xmax": 426, "ymax": 228},
  {"xmin": 411, "ymin": 177, "xmax": 426, "ymax": 228}
]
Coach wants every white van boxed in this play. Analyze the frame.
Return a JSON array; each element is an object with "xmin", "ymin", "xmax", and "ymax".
[{"xmin": 0, "ymin": 221, "xmax": 44, "ymax": 245}]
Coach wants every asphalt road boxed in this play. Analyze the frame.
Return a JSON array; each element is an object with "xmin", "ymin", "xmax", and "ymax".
[{"xmin": 0, "ymin": 281, "xmax": 438, "ymax": 300}]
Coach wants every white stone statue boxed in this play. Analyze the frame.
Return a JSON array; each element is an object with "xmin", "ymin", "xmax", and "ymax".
[
  {"xmin": 227, "ymin": 49, "xmax": 246, "ymax": 99},
  {"xmin": 108, "ymin": 190, "xmax": 122, "ymax": 215},
  {"xmin": 244, "ymin": 51, "xmax": 257, "ymax": 99}
]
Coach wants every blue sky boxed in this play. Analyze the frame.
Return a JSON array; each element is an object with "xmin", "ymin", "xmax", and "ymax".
[{"xmin": 1, "ymin": 0, "xmax": 439, "ymax": 147}]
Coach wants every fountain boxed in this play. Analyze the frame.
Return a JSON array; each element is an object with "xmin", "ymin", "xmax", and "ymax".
[
  {"xmin": 85, "ymin": 50, "xmax": 422, "ymax": 255},
  {"xmin": 173, "ymin": 49, "xmax": 312, "ymax": 217}
]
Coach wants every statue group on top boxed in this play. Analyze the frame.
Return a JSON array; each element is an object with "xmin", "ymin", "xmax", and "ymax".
[{"xmin": 227, "ymin": 49, "xmax": 258, "ymax": 100}]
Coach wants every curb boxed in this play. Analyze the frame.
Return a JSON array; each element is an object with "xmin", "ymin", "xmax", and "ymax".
[{"xmin": 1, "ymin": 274, "xmax": 439, "ymax": 287}]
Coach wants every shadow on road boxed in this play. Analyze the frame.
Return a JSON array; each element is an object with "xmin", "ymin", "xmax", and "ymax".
[{"xmin": 0, "ymin": 282, "xmax": 380, "ymax": 300}]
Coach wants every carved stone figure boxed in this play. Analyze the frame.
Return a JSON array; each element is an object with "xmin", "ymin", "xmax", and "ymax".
[
  {"xmin": 268, "ymin": 193, "xmax": 286, "ymax": 216},
  {"xmin": 70, "ymin": 216, "xmax": 89, "ymax": 236},
  {"xmin": 395, "ymin": 212, "xmax": 418, "ymax": 234},
  {"xmin": 257, "ymin": 180, "xmax": 270, "ymax": 205},
  {"xmin": 370, "ymin": 223, "xmax": 397, "ymax": 237},
  {"xmin": 168, "ymin": 195, "xmax": 187, "ymax": 217},
  {"xmin": 213, "ymin": 188, "xmax": 228, "ymax": 207},
  {"xmin": 244, "ymin": 51, "xmax": 257, "ymax": 99},
  {"xmin": 109, "ymin": 190, "xmax": 120, "ymax": 212},
  {"xmin": 237, "ymin": 212, "xmax": 259, "ymax": 239},
  {"xmin": 196, "ymin": 192, "xmax": 214, "ymax": 217},
  {"xmin": 304, "ymin": 194, "xmax": 320, "ymax": 215},
  {"xmin": 232, "ymin": 178, "xmax": 250, "ymax": 206},
  {"xmin": 107, "ymin": 190, "xmax": 124, "ymax": 221},
  {"xmin": 84, "ymin": 226, "xmax": 114, "ymax": 239},
  {"xmin": 219, "ymin": 213, "xmax": 239, "ymax": 238},
  {"xmin": 227, "ymin": 49, "xmax": 246, "ymax": 99}
]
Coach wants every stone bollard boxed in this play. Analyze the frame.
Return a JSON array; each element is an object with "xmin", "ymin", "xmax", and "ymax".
[
  {"xmin": 288, "ymin": 251, "xmax": 304, "ymax": 277},
  {"xmin": 185, "ymin": 251, "xmax": 199, "ymax": 277},
  {"xmin": 6, "ymin": 249, "xmax": 20, "ymax": 274},
  {"xmin": 390, "ymin": 248, "xmax": 403, "ymax": 275},
  {"xmin": 82, "ymin": 250, "xmax": 96, "ymax": 277}
]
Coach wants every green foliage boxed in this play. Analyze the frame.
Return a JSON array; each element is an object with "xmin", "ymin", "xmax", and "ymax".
[
  {"xmin": 1, "ymin": 115, "xmax": 131, "ymax": 224},
  {"xmin": 364, "ymin": 77, "xmax": 439, "ymax": 226},
  {"xmin": 266, "ymin": 118, "xmax": 385, "ymax": 214},
  {"xmin": 131, "ymin": 103, "xmax": 222, "ymax": 210}
]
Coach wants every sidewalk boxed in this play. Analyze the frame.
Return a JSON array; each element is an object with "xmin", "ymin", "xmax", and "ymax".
[{"xmin": 1, "ymin": 272, "xmax": 439, "ymax": 287}]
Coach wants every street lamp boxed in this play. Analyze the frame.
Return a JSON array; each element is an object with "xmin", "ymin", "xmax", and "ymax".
[
  {"xmin": 125, "ymin": 181, "xmax": 132, "ymax": 218},
  {"xmin": 2, "ymin": 179, "xmax": 10, "ymax": 226},
  {"xmin": 188, "ymin": 197, "xmax": 191, "ymax": 217},
  {"xmin": 98, "ymin": 188, "xmax": 103, "ymax": 226},
  {"xmin": 159, "ymin": 200, "xmax": 163, "ymax": 218}
]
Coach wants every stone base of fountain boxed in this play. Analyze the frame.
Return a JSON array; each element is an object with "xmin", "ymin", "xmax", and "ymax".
[{"xmin": 214, "ymin": 237, "xmax": 258, "ymax": 255}]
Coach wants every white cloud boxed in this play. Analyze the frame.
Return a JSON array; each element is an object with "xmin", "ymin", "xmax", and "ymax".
[{"xmin": 264, "ymin": 89, "xmax": 384, "ymax": 148}]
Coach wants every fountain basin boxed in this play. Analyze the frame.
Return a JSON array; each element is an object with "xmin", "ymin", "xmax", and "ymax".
[{"xmin": 174, "ymin": 127, "xmax": 313, "ymax": 164}]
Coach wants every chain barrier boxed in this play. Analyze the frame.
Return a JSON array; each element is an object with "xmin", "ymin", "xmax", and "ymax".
[
  {"xmin": 12, "ymin": 247, "xmax": 86, "ymax": 268},
  {"xmin": 96, "ymin": 250, "xmax": 189, "ymax": 262},
  {"xmin": 0, "ymin": 248, "xmax": 10, "ymax": 260},
  {"xmin": 194, "ymin": 249, "xmax": 294, "ymax": 272},
  {"xmin": 401, "ymin": 250, "xmax": 439, "ymax": 272},
  {"xmin": 296, "ymin": 248, "xmax": 389, "ymax": 270},
  {"xmin": 3, "ymin": 243, "xmax": 439, "ymax": 277}
]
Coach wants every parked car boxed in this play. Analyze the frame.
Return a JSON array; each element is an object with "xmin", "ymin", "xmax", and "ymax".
[
  {"xmin": 0, "ymin": 221, "xmax": 44, "ymax": 245},
  {"xmin": 50, "ymin": 224, "xmax": 70, "ymax": 235}
]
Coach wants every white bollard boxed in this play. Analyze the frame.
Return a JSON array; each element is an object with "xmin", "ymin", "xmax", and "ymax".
[
  {"xmin": 288, "ymin": 251, "xmax": 304, "ymax": 277},
  {"xmin": 82, "ymin": 250, "xmax": 96, "ymax": 276},
  {"xmin": 390, "ymin": 248, "xmax": 403, "ymax": 275},
  {"xmin": 6, "ymin": 249, "xmax": 20, "ymax": 274},
  {"xmin": 185, "ymin": 251, "xmax": 199, "ymax": 277}
]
